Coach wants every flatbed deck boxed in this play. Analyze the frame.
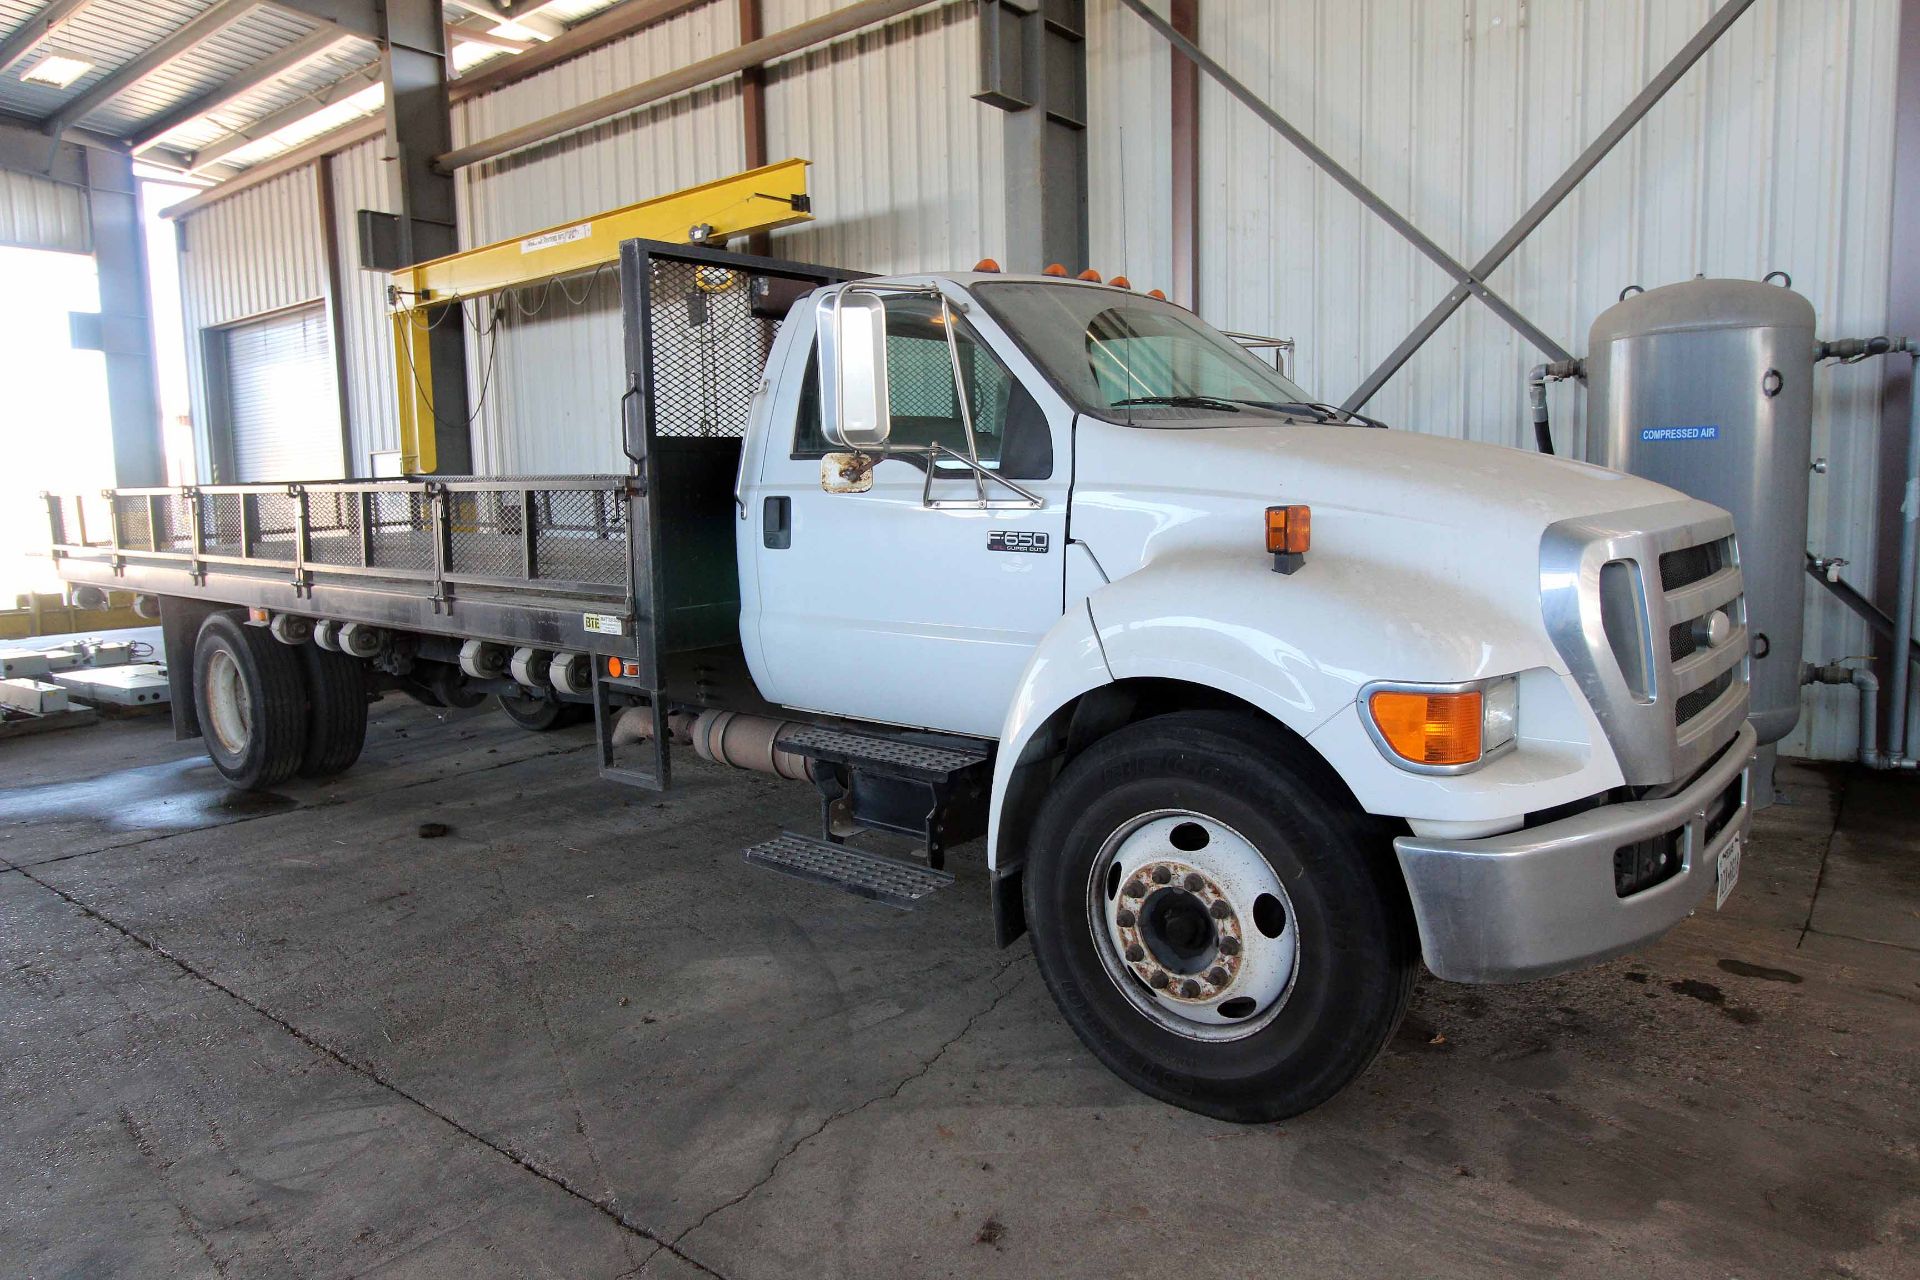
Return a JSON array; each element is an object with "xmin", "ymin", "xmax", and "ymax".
[{"xmin": 47, "ymin": 476, "xmax": 643, "ymax": 658}]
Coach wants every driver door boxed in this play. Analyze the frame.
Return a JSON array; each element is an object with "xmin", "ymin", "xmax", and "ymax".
[{"xmin": 748, "ymin": 289, "xmax": 1070, "ymax": 738}]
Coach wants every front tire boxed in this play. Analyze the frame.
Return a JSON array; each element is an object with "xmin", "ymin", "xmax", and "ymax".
[
  {"xmin": 192, "ymin": 613, "xmax": 308, "ymax": 791},
  {"xmin": 1024, "ymin": 710, "xmax": 1417, "ymax": 1122}
]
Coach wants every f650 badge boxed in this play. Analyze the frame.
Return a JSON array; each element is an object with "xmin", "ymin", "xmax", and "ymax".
[{"xmin": 988, "ymin": 530, "xmax": 1050, "ymax": 554}]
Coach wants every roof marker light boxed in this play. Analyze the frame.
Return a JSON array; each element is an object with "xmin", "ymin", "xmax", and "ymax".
[
  {"xmin": 973, "ymin": 258, "xmax": 1001, "ymax": 272},
  {"xmin": 1077, "ymin": 268, "xmax": 1102, "ymax": 282},
  {"xmin": 1109, "ymin": 275, "xmax": 1132, "ymax": 289},
  {"xmin": 1042, "ymin": 263, "xmax": 1069, "ymax": 277}
]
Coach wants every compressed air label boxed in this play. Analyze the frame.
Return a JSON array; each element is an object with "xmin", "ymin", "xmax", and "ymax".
[
  {"xmin": 1639, "ymin": 425, "xmax": 1720, "ymax": 442},
  {"xmin": 582, "ymin": 612, "xmax": 625, "ymax": 636},
  {"xmin": 522, "ymin": 223, "xmax": 592, "ymax": 254}
]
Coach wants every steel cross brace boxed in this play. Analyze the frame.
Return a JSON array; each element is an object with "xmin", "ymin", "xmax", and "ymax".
[
  {"xmin": 1117, "ymin": 0, "xmax": 1758, "ymax": 413},
  {"xmin": 1117, "ymin": 0, "xmax": 1571, "ymax": 372}
]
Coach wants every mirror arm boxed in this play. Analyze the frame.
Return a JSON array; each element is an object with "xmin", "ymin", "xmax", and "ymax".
[
  {"xmin": 938, "ymin": 294, "xmax": 987, "ymax": 507},
  {"xmin": 920, "ymin": 444, "xmax": 1043, "ymax": 509}
]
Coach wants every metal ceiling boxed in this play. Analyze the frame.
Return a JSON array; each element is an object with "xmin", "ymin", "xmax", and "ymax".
[{"xmin": 0, "ymin": 0, "xmax": 623, "ymax": 179}]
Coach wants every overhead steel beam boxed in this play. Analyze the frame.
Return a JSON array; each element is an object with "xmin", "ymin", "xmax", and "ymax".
[
  {"xmin": 160, "ymin": 115, "xmax": 381, "ymax": 216},
  {"xmin": 184, "ymin": 60, "xmax": 381, "ymax": 172},
  {"xmin": 1343, "ymin": 0, "xmax": 1758, "ymax": 412},
  {"xmin": 437, "ymin": 0, "xmax": 936, "ymax": 172},
  {"xmin": 1116, "ymin": 0, "xmax": 1571, "ymax": 368},
  {"xmin": 127, "ymin": 26, "xmax": 352, "ymax": 153},
  {"xmin": 44, "ymin": 0, "xmax": 265, "ymax": 137},
  {"xmin": 447, "ymin": 0, "xmax": 711, "ymax": 100},
  {"xmin": 263, "ymin": 0, "xmax": 378, "ymax": 40},
  {"xmin": 0, "ymin": 0, "xmax": 97, "ymax": 78}
]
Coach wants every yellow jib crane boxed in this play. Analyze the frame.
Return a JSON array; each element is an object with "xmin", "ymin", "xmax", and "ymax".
[{"xmin": 388, "ymin": 157, "xmax": 815, "ymax": 474}]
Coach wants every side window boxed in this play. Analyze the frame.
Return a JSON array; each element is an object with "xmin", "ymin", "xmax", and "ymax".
[{"xmin": 792, "ymin": 294, "xmax": 1053, "ymax": 480}]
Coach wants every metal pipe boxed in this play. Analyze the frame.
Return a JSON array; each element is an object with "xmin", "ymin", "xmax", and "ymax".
[
  {"xmin": 1114, "ymin": 0, "xmax": 1569, "ymax": 367},
  {"xmin": 1341, "ymin": 0, "xmax": 1758, "ymax": 412},
  {"xmin": 1526, "ymin": 359, "xmax": 1584, "ymax": 455},
  {"xmin": 436, "ymin": 0, "xmax": 936, "ymax": 172},
  {"xmin": 1805, "ymin": 661, "xmax": 1915, "ymax": 770},
  {"xmin": 1890, "ymin": 352, "xmax": 1920, "ymax": 758}
]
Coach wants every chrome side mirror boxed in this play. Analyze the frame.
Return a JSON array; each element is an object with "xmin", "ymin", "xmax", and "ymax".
[{"xmin": 816, "ymin": 288, "xmax": 891, "ymax": 450}]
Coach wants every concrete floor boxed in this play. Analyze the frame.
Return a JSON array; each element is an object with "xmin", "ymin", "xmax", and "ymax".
[{"xmin": 2, "ymin": 696, "xmax": 1916, "ymax": 1280}]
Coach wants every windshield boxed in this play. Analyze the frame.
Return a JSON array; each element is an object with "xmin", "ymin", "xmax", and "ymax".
[{"xmin": 972, "ymin": 281, "xmax": 1316, "ymax": 423}]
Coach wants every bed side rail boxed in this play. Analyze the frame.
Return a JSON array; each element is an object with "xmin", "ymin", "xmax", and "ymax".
[{"xmin": 45, "ymin": 476, "xmax": 641, "ymax": 606}]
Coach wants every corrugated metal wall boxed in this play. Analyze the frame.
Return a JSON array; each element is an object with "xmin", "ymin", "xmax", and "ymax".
[
  {"xmin": 0, "ymin": 168, "xmax": 91, "ymax": 254},
  {"xmin": 328, "ymin": 137, "xmax": 400, "ymax": 472},
  {"xmin": 1088, "ymin": 0, "xmax": 1902, "ymax": 760},
  {"xmin": 175, "ymin": 163, "xmax": 331, "ymax": 483}
]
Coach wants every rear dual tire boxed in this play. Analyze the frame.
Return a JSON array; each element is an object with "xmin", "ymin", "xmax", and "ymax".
[
  {"xmin": 497, "ymin": 692, "xmax": 591, "ymax": 732},
  {"xmin": 192, "ymin": 614, "xmax": 368, "ymax": 789},
  {"xmin": 1024, "ymin": 710, "xmax": 1418, "ymax": 1123}
]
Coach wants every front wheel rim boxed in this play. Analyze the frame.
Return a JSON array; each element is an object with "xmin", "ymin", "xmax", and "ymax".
[{"xmin": 1085, "ymin": 809, "xmax": 1300, "ymax": 1042}]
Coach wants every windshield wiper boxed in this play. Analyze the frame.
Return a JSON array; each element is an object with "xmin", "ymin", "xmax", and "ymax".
[
  {"xmin": 1239, "ymin": 400, "xmax": 1388, "ymax": 429},
  {"xmin": 1110, "ymin": 395, "xmax": 1241, "ymax": 412}
]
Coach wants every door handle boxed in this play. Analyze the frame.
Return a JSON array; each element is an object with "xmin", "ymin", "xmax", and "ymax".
[{"xmin": 763, "ymin": 495, "xmax": 791, "ymax": 549}]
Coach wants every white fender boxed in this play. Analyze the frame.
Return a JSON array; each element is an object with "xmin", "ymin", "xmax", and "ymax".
[
  {"xmin": 989, "ymin": 550, "xmax": 1624, "ymax": 867},
  {"xmin": 987, "ymin": 600, "xmax": 1112, "ymax": 870}
]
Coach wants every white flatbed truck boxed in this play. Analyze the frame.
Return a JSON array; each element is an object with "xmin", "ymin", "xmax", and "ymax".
[{"xmin": 49, "ymin": 238, "xmax": 1754, "ymax": 1121}]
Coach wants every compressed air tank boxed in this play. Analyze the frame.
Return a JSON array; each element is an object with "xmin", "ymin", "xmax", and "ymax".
[{"xmin": 1584, "ymin": 277, "xmax": 1816, "ymax": 746}]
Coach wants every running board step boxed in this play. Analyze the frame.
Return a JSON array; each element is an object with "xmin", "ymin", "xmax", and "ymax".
[
  {"xmin": 778, "ymin": 725, "xmax": 989, "ymax": 781},
  {"xmin": 744, "ymin": 832, "xmax": 954, "ymax": 909}
]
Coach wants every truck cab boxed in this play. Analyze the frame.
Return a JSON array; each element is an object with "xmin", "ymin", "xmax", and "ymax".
[{"xmin": 736, "ymin": 268, "xmax": 1753, "ymax": 1116}]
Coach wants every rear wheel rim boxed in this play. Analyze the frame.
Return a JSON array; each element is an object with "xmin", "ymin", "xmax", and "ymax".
[
  {"xmin": 204, "ymin": 648, "xmax": 252, "ymax": 755},
  {"xmin": 1085, "ymin": 809, "xmax": 1300, "ymax": 1042}
]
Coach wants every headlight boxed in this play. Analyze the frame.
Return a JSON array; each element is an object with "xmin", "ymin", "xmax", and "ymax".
[{"xmin": 1363, "ymin": 676, "xmax": 1519, "ymax": 773}]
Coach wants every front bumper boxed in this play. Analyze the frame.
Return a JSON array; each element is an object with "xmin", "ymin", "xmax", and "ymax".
[{"xmin": 1394, "ymin": 720, "xmax": 1755, "ymax": 983}]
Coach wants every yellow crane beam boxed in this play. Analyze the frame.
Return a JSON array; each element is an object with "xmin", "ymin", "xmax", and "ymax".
[{"xmin": 392, "ymin": 157, "xmax": 813, "ymax": 474}]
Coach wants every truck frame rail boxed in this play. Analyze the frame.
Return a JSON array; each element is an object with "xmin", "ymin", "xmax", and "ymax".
[{"xmin": 46, "ymin": 476, "xmax": 644, "ymax": 659}]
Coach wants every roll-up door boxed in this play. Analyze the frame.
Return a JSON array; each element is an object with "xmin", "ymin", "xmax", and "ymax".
[{"xmin": 221, "ymin": 305, "xmax": 343, "ymax": 482}]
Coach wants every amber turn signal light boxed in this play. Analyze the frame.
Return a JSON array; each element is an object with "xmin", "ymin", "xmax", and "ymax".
[
  {"xmin": 1264, "ymin": 505, "xmax": 1311, "ymax": 555},
  {"xmin": 1368, "ymin": 690, "xmax": 1484, "ymax": 767}
]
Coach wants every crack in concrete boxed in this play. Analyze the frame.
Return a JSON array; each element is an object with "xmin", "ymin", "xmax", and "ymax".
[
  {"xmin": 671, "ymin": 955, "xmax": 1032, "ymax": 1252},
  {"xmin": 0, "ymin": 741, "xmax": 594, "ymax": 877},
  {"xmin": 1797, "ymin": 773, "xmax": 1850, "ymax": 950},
  {"xmin": 0, "ymin": 853, "xmax": 731, "ymax": 1280}
]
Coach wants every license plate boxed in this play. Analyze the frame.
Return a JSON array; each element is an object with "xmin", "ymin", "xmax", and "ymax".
[{"xmin": 1715, "ymin": 835, "xmax": 1742, "ymax": 909}]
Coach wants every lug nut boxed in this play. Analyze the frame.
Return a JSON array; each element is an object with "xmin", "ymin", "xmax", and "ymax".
[
  {"xmin": 1218, "ymin": 936, "xmax": 1241, "ymax": 956},
  {"xmin": 1184, "ymin": 872, "xmax": 1205, "ymax": 892},
  {"xmin": 1149, "ymin": 971, "xmax": 1170, "ymax": 990},
  {"xmin": 1179, "ymin": 979, "xmax": 1200, "ymax": 998},
  {"xmin": 1115, "ymin": 909, "xmax": 1136, "ymax": 928},
  {"xmin": 1208, "ymin": 967, "xmax": 1229, "ymax": 986},
  {"xmin": 1125, "ymin": 943, "xmax": 1145, "ymax": 962},
  {"xmin": 1208, "ymin": 900, "xmax": 1231, "ymax": 920},
  {"xmin": 1150, "ymin": 866, "xmax": 1172, "ymax": 885},
  {"xmin": 1123, "ymin": 879, "xmax": 1146, "ymax": 899}
]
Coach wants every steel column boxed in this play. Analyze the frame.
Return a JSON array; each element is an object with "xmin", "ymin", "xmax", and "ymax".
[
  {"xmin": 1342, "ymin": 0, "xmax": 1757, "ymax": 412},
  {"xmin": 1167, "ymin": 0, "xmax": 1199, "ymax": 308},
  {"xmin": 381, "ymin": 0, "xmax": 470, "ymax": 473},
  {"xmin": 82, "ymin": 148, "xmax": 166, "ymax": 487},
  {"xmin": 976, "ymin": 0, "xmax": 1089, "ymax": 274}
]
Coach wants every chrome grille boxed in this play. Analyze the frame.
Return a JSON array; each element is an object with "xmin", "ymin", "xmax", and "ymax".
[{"xmin": 1542, "ymin": 501, "xmax": 1751, "ymax": 786}]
